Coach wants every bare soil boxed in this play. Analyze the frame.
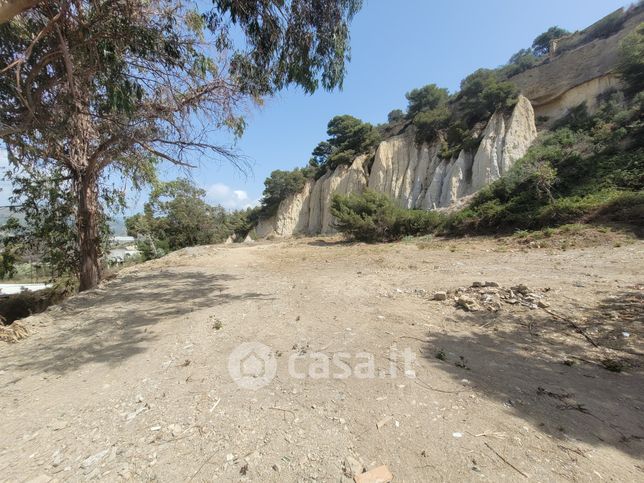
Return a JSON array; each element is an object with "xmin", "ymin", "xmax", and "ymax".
[{"xmin": 1, "ymin": 235, "xmax": 642, "ymax": 482}]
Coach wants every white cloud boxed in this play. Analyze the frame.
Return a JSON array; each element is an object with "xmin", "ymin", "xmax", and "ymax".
[{"xmin": 206, "ymin": 182, "xmax": 258, "ymax": 210}]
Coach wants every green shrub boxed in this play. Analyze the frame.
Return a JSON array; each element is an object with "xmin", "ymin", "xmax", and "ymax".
[
  {"xmin": 331, "ymin": 191, "xmax": 400, "ymax": 242},
  {"xmin": 405, "ymin": 84, "xmax": 449, "ymax": 119},
  {"xmin": 531, "ymin": 26, "xmax": 571, "ymax": 56},
  {"xmin": 310, "ymin": 115, "xmax": 380, "ymax": 173},
  {"xmin": 260, "ymin": 168, "xmax": 310, "ymax": 216},
  {"xmin": 618, "ymin": 23, "xmax": 644, "ymax": 96},
  {"xmin": 412, "ymin": 105, "xmax": 451, "ymax": 144},
  {"xmin": 458, "ymin": 69, "xmax": 518, "ymax": 125},
  {"xmin": 387, "ymin": 109, "xmax": 405, "ymax": 123},
  {"xmin": 331, "ymin": 190, "xmax": 444, "ymax": 242}
]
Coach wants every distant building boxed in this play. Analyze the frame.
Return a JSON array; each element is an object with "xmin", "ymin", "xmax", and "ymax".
[{"xmin": 107, "ymin": 236, "xmax": 140, "ymax": 263}]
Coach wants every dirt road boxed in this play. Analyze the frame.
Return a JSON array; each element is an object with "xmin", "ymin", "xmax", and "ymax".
[{"xmin": 1, "ymin": 236, "xmax": 643, "ymax": 482}]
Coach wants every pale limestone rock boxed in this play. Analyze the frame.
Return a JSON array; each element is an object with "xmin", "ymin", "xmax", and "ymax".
[
  {"xmin": 254, "ymin": 95, "xmax": 537, "ymax": 237},
  {"xmin": 471, "ymin": 95, "xmax": 536, "ymax": 192},
  {"xmin": 254, "ymin": 217, "xmax": 276, "ymax": 238},
  {"xmin": 315, "ymin": 155, "xmax": 369, "ymax": 234},
  {"xmin": 501, "ymin": 95, "xmax": 537, "ymax": 172},
  {"xmin": 440, "ymin": 150, "xmax": 473, "ymax": 207},
  {"xmin": 471, "ymin": 112, "xmax": 505, "ymax": 192},
  {"xmin": 273, "ymin": 180, "xmax": 312, "ymax": 236}
]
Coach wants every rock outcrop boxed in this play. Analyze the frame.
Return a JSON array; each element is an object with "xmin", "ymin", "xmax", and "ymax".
[
  {"xmin": 256, "ymin": 96, "xmax": 537, "ymax": 237},
  {"xmin": 508, "ymin": 7, "xmax": 644, "ymax": 120}
]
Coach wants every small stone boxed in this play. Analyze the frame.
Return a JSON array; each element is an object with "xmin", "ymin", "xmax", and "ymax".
[
  {"xmin": 81, "ymin": 449, "xmax": 109, "ymax": 469},
  {"xmin": 343, "ymin": 456, "xmax": 364, "ymax": 477},
  {"xmin": 50, "ymin": 419, "xmax": 68, "ymax": 431},
  {"xmin": 537, "ymin": 300, "xmax": 550, "ymax": 308},
  {"xmin": 471, "ymin": 281, "xmax": 484, "ymax": 288},
  {"xmin": 484, "ymin": 281, "xmax": 499, "ymax": 287},
  {"xmin": 456, "ymin": 296, "xmax": 478, "ymax": 311},
  {"xmin": 168, "ymin": 424, "xmax": 182, "ymax": 437},
  {"xmin": 433, "ymin": 291, "xmax": 447, "ymax": 301},
  {"xmin": 376, "ymin": 415, "xmax": 393, "ymax": 429},
  {"xmin": 354, "ymin": 465, "xmax": 393, "ymax": 483},
  {"xmin": 51, "ymin": 449, "xmax": 63, "ymax": 468},
  {"xmin": 226, "ymin": 454, "xmax": 234, "ymax": 462},
  {"xmin": 272, "ymin": 463, "xmax": 281, "ymax": 472},
  {"xmin": 511, "ymin": 284, "xmax": 530, "ymax": 295},
  {"xmin": 150, "ymin": 426, "xmax": 161, "ymax": 432}
]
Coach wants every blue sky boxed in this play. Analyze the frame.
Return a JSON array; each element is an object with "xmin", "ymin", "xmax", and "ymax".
[
  {"xmin": 188, "ymin": 0, "xmax": 631, "ymax": 211},
  {"xmin": 0, "ymin": 0, "xmax": 633, "ymax": 214}
]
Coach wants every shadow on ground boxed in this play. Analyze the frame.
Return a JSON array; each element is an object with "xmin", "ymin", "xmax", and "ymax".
[
  {"xmin": 423, "ymin": 289, "xmax": 644, "ymax": 458},
  {"xmin": 0, "ymin": 270, "xmax": 272, "ymax": 376}
]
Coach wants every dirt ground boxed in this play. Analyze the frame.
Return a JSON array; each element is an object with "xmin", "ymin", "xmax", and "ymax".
[{"xmin": 1, "ymin": 234, "xmax": 643, "ymax": 482}]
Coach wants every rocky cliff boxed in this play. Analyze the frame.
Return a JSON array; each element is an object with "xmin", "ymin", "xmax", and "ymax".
[
  {"xmin": 509, "ymin": 7, "xmax": 644, "ymax": 120},
  {"xmin": 255, "ymin": 7, "xmax": 643, "ymax": 238},
  {"xmin": 257, "ymin": 95, "xmax": 537, "ymax": 237}
]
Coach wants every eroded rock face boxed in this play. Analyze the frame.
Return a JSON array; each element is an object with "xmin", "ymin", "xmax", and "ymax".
[{"xmin": 257, "ymin": 96, "xmax": 536, "ymax": 237}]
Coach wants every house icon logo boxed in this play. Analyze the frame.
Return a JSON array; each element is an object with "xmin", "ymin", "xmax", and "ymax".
[{"xmin": 228, "ymin": 342, "xmax": 277, "ymax": 390}]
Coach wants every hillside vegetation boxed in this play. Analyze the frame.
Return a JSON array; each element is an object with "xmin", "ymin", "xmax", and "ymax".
[{"xmin": 331, "ymin": 23, "xmax": 644, "ymax": 242}]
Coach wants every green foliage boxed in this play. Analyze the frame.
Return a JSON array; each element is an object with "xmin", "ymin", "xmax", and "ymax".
[
  {"xmin": 581, "ymin": 10, "xmax": 626, "ymax": 43},
  {"xmin": 260, "ymin": 169, "xmax": 310, "ymax": 216},
  {"xmin": 501, "ymin": 48, "xmax": 540, "ymax": 77},
  {"xmin": 387, "ymin": 109, "xmax": 405, "ymax": 123},
  {"xmin": 618, "ymin": 23, "xmax": 644, "ymax": 96},
  {"xmin": 405, "ymin": 84, "xmax": 449, "ymax": 119},
  {"xmin": 412, "ymin": 105, "xmax": 451, "ymax": 145},
  {"xmin": 458, "ymin": 69, "xmax": 518, "ymax": 125},
  {"xmin": 126, "ymin": 178, "xmax": 257, "ymax": 257},
  {"xmin": 532, "ymin": 26, "xmax": 571, "ymax": 56},
  {"xmin": 442, "ymin": 92, "xmax": 644, "ymax": 234},
  {"xmin": 0, "ymin": 0, "xmax": 362, "ymax": 290},
  {"xmin": 311, "ymin": 115, "xmax": 380, "ymax": 172},
  {"xmin": 331, "ymin": 190, "xmax": 444, "ymax": 242},
  {"xmin": 208, "ymin": 0, "xmax": 363, "ymax": 94}
]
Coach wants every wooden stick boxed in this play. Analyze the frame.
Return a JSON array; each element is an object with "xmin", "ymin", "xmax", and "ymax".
[{"xmin": 484, "ymin": 442, "xmax": 528, "ymax": 478}]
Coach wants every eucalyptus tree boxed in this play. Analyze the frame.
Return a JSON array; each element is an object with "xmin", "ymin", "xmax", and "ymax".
[{"xmin": 0, "ymin": 0, "xmax": 362, "ymax": 290}]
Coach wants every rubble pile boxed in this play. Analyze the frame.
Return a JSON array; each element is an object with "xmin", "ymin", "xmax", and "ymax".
[{"xmin": 433, "ymin": 282, "xmax": 550, "ymax": 312}]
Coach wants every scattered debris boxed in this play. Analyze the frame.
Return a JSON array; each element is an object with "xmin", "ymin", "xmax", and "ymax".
[
  {"xmin": 432, "ymin": 282, "xmax": 553, "ymax": 313},
  {"xmin": 0, "ymin": 321, "xmax": 29, "ymax": 343},
  {"xmin": 455, "ymin": 295, "xmax": 479, "ymax": 312}
]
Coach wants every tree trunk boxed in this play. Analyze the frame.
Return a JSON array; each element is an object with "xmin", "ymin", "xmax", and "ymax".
[{"xmin": 76, "ymin": 172, "xmax": 101, "ymax": 291}]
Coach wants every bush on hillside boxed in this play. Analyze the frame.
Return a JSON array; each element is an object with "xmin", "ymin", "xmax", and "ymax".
[
  {"xmin": 311, "ymin": 115, "xmax": 381, "ymax": 172},
  {"xmin": 331, "ymin": 190, "xmax": 444, "ymax": 242},
  {"xmin": 387, "ymin": 109, "xmax": 405, "ymax": 123},
  {"xmin": 532, "ymin": 26, "xmax": 571, "ymax": 56},
  {"xmin": 458, "ymin": 69, "xmax": 518, "ymax": 125},
  {"xmin": 617, "ymin": 23, "xmax": 644, "ymax": 96},
  {"xmin": 260, "ymin": 168, "xmax": 310, "ymax": 216},
  {"xmin": 501, "ymin": 48, "xmax": 540, "ymax": 77},
  {"xmin": 405, "ymin": 84, "xmax": 449, "ymax": 119},
  {"xmin": 440, "ymin": 91, "xmax": 644, "ymax": 235},
  {"xmin": 412, "ymin": 105, "xmax": 451, "ymax": 145}
]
